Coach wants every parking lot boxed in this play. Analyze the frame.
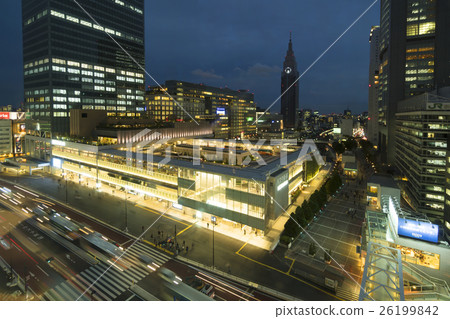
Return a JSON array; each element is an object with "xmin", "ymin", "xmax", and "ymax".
[{"xmin": 287, "ymin": 177, "xmax": 367, "ymax": 284}]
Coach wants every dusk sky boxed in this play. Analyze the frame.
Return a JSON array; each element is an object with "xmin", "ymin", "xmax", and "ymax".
[{"xmin": 0, "ymin": 0, "xmax": 380, "ymax": 115}]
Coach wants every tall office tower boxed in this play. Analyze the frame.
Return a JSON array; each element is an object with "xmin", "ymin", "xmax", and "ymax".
[
  {"xmin": 395, "ymin": 92, "xmax": 450, "ymax": 222},
  {"xmin": 146, "ymin": 81, "xmax": 256, "ymax": 139},
  {"xmin": 446, "ymin": 135, "xmax": 450, "ymax": 243},
  {"xmin": 378, "ymin": 0, "xmax": 450, "ymax": 163},
  {"xmin": 368, "ymin": 26, "xmax": 380, "ymax": 145},
  {"xmin": 22, "ymin": 0, "xmax": 145, "ymax": 135},
  {"xmin": 280, "ymin": 33, "xmax": 299, "ymax": 129}
]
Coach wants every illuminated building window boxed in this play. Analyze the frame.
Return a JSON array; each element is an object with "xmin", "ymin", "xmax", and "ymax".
[{"xmin": 419, "ymin": 22, "xmax": 435, "ymax": 35}]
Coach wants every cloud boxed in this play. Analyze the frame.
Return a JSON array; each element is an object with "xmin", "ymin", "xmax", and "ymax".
[
  {"xmin": 191, "ymin": 68, "xmax": 223, "ymax": 80},
  {"xmin": 234, "ymin": 63, "xmax": 282, "ymax": 79},
  {"xmin": 246, "ymin": 63, "xmax": 282, "ymax": 77}
]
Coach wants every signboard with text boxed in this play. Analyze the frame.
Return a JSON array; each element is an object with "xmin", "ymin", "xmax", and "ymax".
[{"xmin": 397, "ymin": 218, "xmax": 439, "ymax": 243}]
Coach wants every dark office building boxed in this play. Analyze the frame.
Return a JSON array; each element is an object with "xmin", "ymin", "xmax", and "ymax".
[
  {"xmin": 22, "ymin": 0, "xmax": 145, "ymax": 134},
  {"xmin": 445, "ymin": 135, "xmax": 450, "ymax": 243},
  {"xmin": 280, "ymin": 33, "xmax": 299, "ymax": 129},
  {"xmin": 377, "ymin": 0, "xmax": 450, "ymax": 163}
]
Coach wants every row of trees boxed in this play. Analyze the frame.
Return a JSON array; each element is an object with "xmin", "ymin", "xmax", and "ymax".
[
  {"xmin": 280, "ymin": 172, "xmax": 342, "ymax": 244},
  {"xmin": 305, "ymin": 156, "xmax": 320, "ymax": 182},
  {"xmin": 332, "ymin": 137, "xmax": 357, "ymax": 155}
]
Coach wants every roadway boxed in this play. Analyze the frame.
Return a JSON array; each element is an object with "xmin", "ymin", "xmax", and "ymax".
[
  {"xmin": 0, "ymin": 170, "xmax": 341, "ymax": 301},
  {"xmin": 0, "ymin": 177, "xmax": 299, "ymax": 301}
]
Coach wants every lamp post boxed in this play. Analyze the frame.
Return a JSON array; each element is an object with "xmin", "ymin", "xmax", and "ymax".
[
  {"xmin": 124, "ymin": 185, "xmax": 129, "ymax": 232},
  {"xmin": 211, "ymin": 216, "xmax": 216, "ymax": 269},
  {"xmin": 62, "ymin": 172, "xmax": 68, "ymax": 203}
]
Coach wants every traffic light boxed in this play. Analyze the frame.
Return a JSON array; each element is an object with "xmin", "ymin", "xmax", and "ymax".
[{"xmin": 46, "ymin": 257, "xmax": 54, "ymax": 263}]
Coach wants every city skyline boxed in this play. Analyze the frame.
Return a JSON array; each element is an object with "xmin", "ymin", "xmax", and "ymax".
[{"xmin": 0, "ymin": 0, "xmax": 379, "ymax": 114}]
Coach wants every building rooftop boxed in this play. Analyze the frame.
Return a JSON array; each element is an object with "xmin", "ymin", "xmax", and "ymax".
[
  {"xmin": 344, "ymin": 162, "xmax": 358, "ymax": 170},
  {"xmin": 368, "ymin": 174, "xmax": 398, "ymax": 189},
  {"xmin": 100, "ymin": 147, "xmax": 310, "ymax": 182}
]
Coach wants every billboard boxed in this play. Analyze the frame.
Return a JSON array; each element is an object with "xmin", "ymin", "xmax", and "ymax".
[
  {"xmin": 397, "ymin": 218, "xmax": 439, "ymax": 243},
  {"xmin": 0, "ymin": 112, "xmax": 26, "ymax": 120},
  {"xmin": 216, "ymin": 107, "xmax": 226, "ymax": 116}
]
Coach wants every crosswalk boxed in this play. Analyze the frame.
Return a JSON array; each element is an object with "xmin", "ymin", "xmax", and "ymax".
[{"xmin": 43, "ymin": 242, "xmax": 171, "ymax": 301}]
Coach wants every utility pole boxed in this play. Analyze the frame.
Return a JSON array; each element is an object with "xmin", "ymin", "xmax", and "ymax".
[{"xmin": 211, "ymin": 216, "xmax": 216, "ymax": 269}]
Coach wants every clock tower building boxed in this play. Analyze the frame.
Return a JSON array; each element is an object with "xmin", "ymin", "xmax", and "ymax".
[{"xmin": 281, "ymin": 33, "xmax": 299, "ymax": 129}]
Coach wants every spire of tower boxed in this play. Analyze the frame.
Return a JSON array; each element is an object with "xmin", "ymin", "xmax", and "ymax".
[{"xmin": 287, "ymin": 32, "xmax": 293, "ymax": 56}]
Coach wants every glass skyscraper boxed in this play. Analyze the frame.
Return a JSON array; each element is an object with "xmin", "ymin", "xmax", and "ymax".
[
  {"xmin": 377, "ymin": 0, "xmax": 450, "ymax": 163},
  {"xmin": 22, "ymin": 0, "xmax": 145, "ymax": 134}
]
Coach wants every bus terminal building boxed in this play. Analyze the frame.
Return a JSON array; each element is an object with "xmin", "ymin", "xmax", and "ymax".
[{"xmin": 24, "ymin": 135, "xmax": 318, "ymax": 235}]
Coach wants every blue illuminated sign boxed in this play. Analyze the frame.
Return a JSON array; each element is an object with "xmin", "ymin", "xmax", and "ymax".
[
  {"xmin": 397, "ymin": 218, "xmax": 439, "ymax": 243},
  {"xmin": 216, "ymin": 108, "xmax": 226, "ymax": 115}
]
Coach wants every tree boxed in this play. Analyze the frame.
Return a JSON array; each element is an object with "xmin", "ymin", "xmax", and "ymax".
[
  {"xmin": 318, "ymin": 188, "xmax": 328, "ymax": 206},
  {"xmin": 309, "ymin": 242, "xmax": 317, "ymax": 256},
  {"xmin": 294, "ymin": 206, "xmax": 305, "ymax": 224},
  {"xmin": 332, "ymin": 141, "xmax": 345, "ymax": 155},
  {"xmin": 324, "ymin": 249, "xmax": 332, "ymax": 263},
  {"xmin": 343, "ymin": 137, "xmax": 357, "ymax": 151},
  {"xmin": 305, "ymin": 157, "xmax": 320, "ymax": 182},
  {"xmin": 308, "ymin": 199, "xmax": 320, "ymax": 217},
  {"xmin": 298, "ymin": 214, "xmax": 308, "ymax": 228},
  {"xmin": 304, "ymin": 204, "xmax": 314, "ymax": 222},
  {"xmin": 283, "ymin": 214, "xmax": 300, "ymax": 238}
]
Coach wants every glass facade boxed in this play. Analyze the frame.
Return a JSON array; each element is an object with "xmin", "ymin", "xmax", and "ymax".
[
  {"xmin": 22, "ymin": 0, "xmax": 145, "ymax": 134},
  {"xmin": 178, "ymin": 168, "xmax": 265, "ymax": 220}
]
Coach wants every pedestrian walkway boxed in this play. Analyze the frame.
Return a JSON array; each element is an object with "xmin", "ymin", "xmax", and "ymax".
[{"xmin": 43, "ymin": 242, "xmax": 171, "ymax": 301}]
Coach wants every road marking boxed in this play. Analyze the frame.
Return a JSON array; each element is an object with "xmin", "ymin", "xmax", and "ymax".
[
  {"xmin": 36, "ymin": 265, "xmax": 50, "ymax": 277},
  {"xmin": 286, "ymin": 257, "xmax": 295, "ymax": 275},
  {"xmin": 32, "ymin": 198, "xmax": 54, "ymax": 206},
  {"xmin": 236, "ymin": 240, "xmax": 248, "ymax": 254},
  {"xmin": 235, "ymin": 247, "xmax": 343, "ymax": 301},
  {"xmin": 26, "ymin": 236, "xmax": 38, "ymax": 246},
  {"xmin": 6, "ymin": 235, "xmax": 39, "ymax": 264},
  {"xmin": 135, "ymin": 205, "xmax": 191, "ymax": 226},
  {"xmin": 125, "ymin": 294, "xmax": 135, "ymax": 301},
  {"xmin": 176, "ymin": 223, "xmax": 194, "ymax": 236},
  {"xmin": 142, "ymin": 239, "xmax": 174, "ymax": 255},
  {"xmin": 121, "ymin": 239, "xmax": 133, "ymax": 246}
]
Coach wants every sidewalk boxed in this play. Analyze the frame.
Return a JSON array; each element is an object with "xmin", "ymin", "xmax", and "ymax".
[{"xmin": 1, "ymin": 162, "xmax": 332, "ymax": 252}]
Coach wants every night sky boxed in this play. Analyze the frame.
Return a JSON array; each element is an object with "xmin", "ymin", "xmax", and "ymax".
[{"xmin": 0, "ymin": 0, "xmax": 380, "ymax": 115}]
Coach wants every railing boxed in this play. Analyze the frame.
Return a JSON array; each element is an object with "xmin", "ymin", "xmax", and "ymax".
[
  {"xmin": 402, "ymin": 262, "xmax": 450, "ymax": 297},
  {"xmin": 404, "ymin": 292, "xmax": 450, "ymax": 301},
  {"xmin": 176, "ymin": 256, "xmax": 300, "ymax": 301},
  {"xmin": 53, "ymin": 149, "xmax": 178, "ymax": 185},
  {"xmin": 97, "ymin": 159, "xmax": 178, "ymax": 185},
  {"xmin": 62, "ymin": 162, "xmax": 178, "ymax": 202}
]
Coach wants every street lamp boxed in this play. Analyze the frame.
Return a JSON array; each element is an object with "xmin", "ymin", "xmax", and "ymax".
[
  {"xmin": 124, "ymin": 185, "xmax": 130, "ymax": 232},
  {"xmin": 62, "ymin": 172, "xmax": 68, "ymax": 203},
  {"xmin": 211, "ymin": 216, "xmax": 216, "ymax": 269}
]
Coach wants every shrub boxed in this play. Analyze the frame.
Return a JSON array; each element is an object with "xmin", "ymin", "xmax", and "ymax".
[
  {"xmin": 309, "ymin": 242, "xmax": 317, "ymax": 256},
  {"xmin": 280, "ymin": 235, "xmax": 291, "ymax": 246}
]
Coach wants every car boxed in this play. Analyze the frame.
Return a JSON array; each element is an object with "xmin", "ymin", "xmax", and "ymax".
[
  {"xmin": 0, "ymin": 236, "xmax": 11, "ymax": 250},
  {"xmin": 185, "ymin": 276, "xmax": 215, "ymax": 298},
  {"xmin": 139, "ymin": 254, "xmax": 158, "ymax": 270},
  {"xmin": 158, "ymin": 267, "xmax": 176, "ymax": 282},
  {"xmin": 200, "ymin": 283, "xmax": 215, "ymax": 298}
]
